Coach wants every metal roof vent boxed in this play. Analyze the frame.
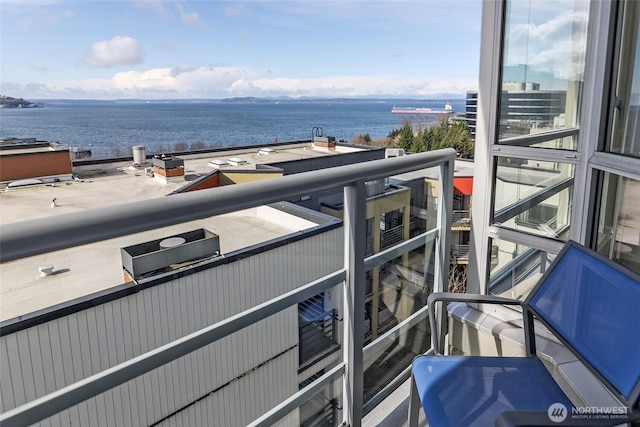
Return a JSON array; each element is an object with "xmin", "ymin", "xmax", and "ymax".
[
  {"xmin": 121, "ymin": 228, "xmax": 220, "ymax": 281},
  {"xmin": 258, "ymin": 147, "xmax": 275, "ymax": 155},
  {"xmin": 228, "ymin": 157, "xmax": 248, "ymax": 166},
  {"xmin": 313, "ymin": 135, "xmax": 336, "ymax": 148},
  {"xmin": 385, "ymin": 148, "xmax": 405, "ymax": 158},
  {"xmin": 208, "ymin": 159, "xmax": 227, "ymax": 168}
]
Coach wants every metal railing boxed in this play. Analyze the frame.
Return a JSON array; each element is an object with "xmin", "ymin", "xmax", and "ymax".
[
  {"xmin": 299, "ymin": 298, "xmax": 339, "ymax": 370},
  {"xmin": 380, "ymin": 223, "xmax": 406, "ymax": 250},
  {"xmin": 0, "ymin": 148, "xmax": 455, "ymax": 427},
  {"xmin": 451, "ymin": 244, "xmax": 471, "ymax": 261},
  {"xmin": 452, "ymin": 210, "xmax": 472, "ymax": 225}
]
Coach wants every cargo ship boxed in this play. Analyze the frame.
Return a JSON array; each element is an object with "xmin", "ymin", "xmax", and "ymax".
[{"xmin": 391, "ymin": 102, "xmax": 453, "ymax": 114}]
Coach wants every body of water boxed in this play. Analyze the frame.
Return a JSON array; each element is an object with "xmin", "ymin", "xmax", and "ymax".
[{"xmin": 0, "ymin": 99, "xmax": 466, "ymax": 158}]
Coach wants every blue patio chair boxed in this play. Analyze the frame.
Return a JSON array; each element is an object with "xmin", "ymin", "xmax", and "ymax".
[{"xmin": 409, "ymin": 241, "xmax": 640, "ymax": 427}]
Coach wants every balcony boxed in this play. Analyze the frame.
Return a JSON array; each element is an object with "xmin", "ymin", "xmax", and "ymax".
[
  {"xmin": 0, "ymin": 149, "xmax": 456, "ymax": 427},
  {"xmin": 450, "ymin": 244, "xmax": 470, "ymax": 264},
  {"xmin": 451, "ymin": 210, "xmax": 471, "ymax": 229}
]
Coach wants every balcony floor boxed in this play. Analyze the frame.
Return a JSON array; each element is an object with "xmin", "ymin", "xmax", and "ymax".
[{"xmin": 363, "ymin": 378, "xmax": 427, "ymax": 427}]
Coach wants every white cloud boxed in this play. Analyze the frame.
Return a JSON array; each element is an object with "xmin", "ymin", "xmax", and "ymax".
[
  {"xmin": 29, "ymin": 61, "xmax": 48, "ymax": 71},
  {"xmin": 506, "ymin": 10, "xmax": 588, "ymax": 80},
  {"xmin": 132, "ymin": 0, "xmax": 205, "ymax": 27},
  {"xmin": 110, "ymin": 65, "xmax": 250, "ymax": 95},
  {"xmin": 83, "ymin": 36, "xmax": 144, "ymax": 68},
  {"xmin": 2, "ymin": 66, "xmax": 477, "ymax": 100},
  {"xmin": 176, "ymin": 3, "xmax": 203, "ymax": 27},
  {"xmin": 234, "ymin": 75, "xmax": 477, "ymax": 98},
  {"xmin": 224, "ymin": 4, "xmax": 249, "ymax": 18},
  {"xmin": 131, "ymin": 0, "xmax": 172, "ymax": 20}
]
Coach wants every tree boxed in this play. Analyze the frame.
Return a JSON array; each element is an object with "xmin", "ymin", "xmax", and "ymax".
[
  {"xmin": 411, "ymin": 128, "xmax": 428, "ymax": 153},
  {"xmin": 174, "ymin": 141, "xmax": 188, "ymax": 151},
  {"xmin": 190, "ymin": 141, "xmax": 206, "ymax": 150},
  {"xmin": 448, "ymin": 264, "xmax": 468, "ymax": 293},
  {"xmin": 397, "ymin": 122, "xmax": 414, "ymax": 151},
  {"xmin": 392, "ymin": 118, "xmax": 474, "ymax": 159},
  {"xmin": 351, "ymin": 134, "xmax": 373, "ymax": 145}
]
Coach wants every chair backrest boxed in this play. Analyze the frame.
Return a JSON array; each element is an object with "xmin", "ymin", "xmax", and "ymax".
[{"xmin": 525, "ymin": 241, "xmax": 640, "ymax": 408}]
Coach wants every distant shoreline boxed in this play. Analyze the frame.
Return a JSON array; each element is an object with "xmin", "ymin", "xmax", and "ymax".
[
  {"xmin": 21, "ymin": 96, "xmax": 466, "ymax": 105},
  {"xmin": 0, "ymin": 96, "xmax": 43, "ymax": 109}
]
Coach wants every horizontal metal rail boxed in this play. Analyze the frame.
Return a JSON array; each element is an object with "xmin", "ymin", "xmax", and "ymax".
[
  {"xmin": 493, "ymin": 176, "xmax": 573, "ymax": 224},
  {"xmin": 247, "ymin": 363, "xmax": 345, "ymax": 427},
  {"xmin": 0, "ymin": 148, "xmax": 456, "ymax": 262},
  {"xmin": 362, "ymin": 304, "xmax": 436, "ymax": 414},
  {"xmin": 497, "ymin": 127, "xmax": 579, "ymax": 147},
  {"xmin": 363, "ymin": 302, "xmax": 431, "ymax": 363},
  {"xmin": 0, "ymin": 270, "xmax": 346, "ymax": 427},
  {"xmin": 364, "ymin": 229, "xmax": 438, "ymax": 270}
]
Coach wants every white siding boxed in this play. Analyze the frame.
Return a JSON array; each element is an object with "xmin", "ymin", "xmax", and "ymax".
[
  {"xmin": 155, "ymin": 348, "xmax": 300, "ymax": 427},
  {"xmin": 0, "ymin": 227, "xmax": 342, "ymax": 426}
]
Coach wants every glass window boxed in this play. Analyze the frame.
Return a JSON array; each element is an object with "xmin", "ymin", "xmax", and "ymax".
[
  {"xmin": 498, "ymin": 0, "xmax": 589, "ymax": 144},
  {"xmin": 499, "ymin": 132, "xmax": 577, "ymax": 150},
  {"xmin": 488, "ymin": 238, "xmax": 556, "ymax": 300},
  {"xmin": 596, "ymin": 173, "xmax": 640, "ymax": 276},
  {"xmin": 609, "ymin": 2, "xmax": 640, "ymax": 157},
  {"xmin": 493, "ymin": 157, "xmax": 574, "ymax": 240}
]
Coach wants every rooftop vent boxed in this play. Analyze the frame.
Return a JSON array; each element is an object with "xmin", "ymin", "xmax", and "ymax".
[
  {"xmin": 385, "ymin": 148, "xmax": 405, "ymax": 158},
  {"xmin": 209, "ymin": 159, "xmax": 228, "ymax": 168},
  {"xmin": 152, "ymin": 156, "xmax": 185, "ymax": 182},
  {"xmin": 152, "ymin": 156, "xmax": 184, "ymax": 170},
  {"xmin": 132, "ymin": 145, "xmax": 146, "ymax": 166},
  {"xmin": 313, "ymin": 136, "xmax": 336, "ymax": 149},
  {"xmin": 258, "ymin": 147, "xmax": 275, "ymax": 155},
  {"xmin": 228, "ymin": 157, "xmax": 248, "ymax": 166},
  {"xmin": 121, "ymin": 228, "xmax": 220, "ymax": 280}
]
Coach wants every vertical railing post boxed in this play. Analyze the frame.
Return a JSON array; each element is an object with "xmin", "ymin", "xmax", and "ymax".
[
  {"xmin": 434, "ymin": 160, "xmax": 454, "ymax": 352},
  {"xmin": 342, "ymin": 180, "xmax": 366, "ymax": 427}
]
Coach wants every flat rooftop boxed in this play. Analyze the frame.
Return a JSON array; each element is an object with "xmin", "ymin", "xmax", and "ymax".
[
  {"xmin": 183, "ymin": 143, "xmax": 368, "ymax": 171},
  {"xmin": 0, "ymin": 146, "xmax": 63, "ymax": 156},
  {"xmin": 0, "ymin": 206, "xmax": 324, "ymax": 322},
  {"xmin": 0, "ymin": 138, "xmax": 65, "ymax": 156},
  {"xmin": 0, "ymin": 143, "xmax": 352, "ymax": 322}
]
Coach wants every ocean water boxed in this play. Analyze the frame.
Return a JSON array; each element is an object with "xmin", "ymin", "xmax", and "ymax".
[{"xmin": 0, "ymin": 99, "xmax": 466, "ymax": 158}]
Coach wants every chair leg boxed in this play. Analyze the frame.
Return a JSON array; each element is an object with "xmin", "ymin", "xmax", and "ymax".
[{"xmin": 408, "ymin": 374, "xmax": 420, "ymax": 427}]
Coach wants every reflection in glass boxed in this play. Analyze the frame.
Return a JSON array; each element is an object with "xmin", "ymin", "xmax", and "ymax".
[
  {"xmin": 499, "ymin": 0, "xmax": 589, "ymax": 143},
  {"xmin": 363, "ymin": 303, "xmax": 431, "ymax": 403},
  {"xmin": 596, "ymin": 173, "xmax": 640, "ymax": 275},
  {"xmin": 357, "ymin": 171, "xmax": 440, "ymax": 406},
  {"xmin": 365, "ymin": 244, "xmax": 434, "ymax": 345},
  {"xmin": 500, "ymin": 133, "xmax": 577, "ymax": 150},
  {"xmin": 609, "ymin": 3, "xmax": 640, "ymax": 157},
  {"xmin": 493, "ymin": 157, "xmax": 574, "ymax": 240},
  {"xmin": 297, "ymin": 373, "xmax": 342, "ymax": 427},
  {"xmin": 488, "ymin": 238, "xmax": 556, "ymax": 300},
  {"xmin": 363, "ymin": 243, "xmax": 434, "ymax": 404}
]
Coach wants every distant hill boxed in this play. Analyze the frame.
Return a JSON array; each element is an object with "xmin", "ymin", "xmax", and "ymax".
[{"xmin": 0, "ymin": 95, "xmax": 43, "ymax": 108}]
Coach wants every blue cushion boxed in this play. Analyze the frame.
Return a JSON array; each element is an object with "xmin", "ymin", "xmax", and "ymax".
[
  {"xmin": 528, "ymin": 246, "xmax": 640, "ymax": 400},
  {"xmin": 412, "ymin": 356, "xmax": 572, "ymax": 427}
]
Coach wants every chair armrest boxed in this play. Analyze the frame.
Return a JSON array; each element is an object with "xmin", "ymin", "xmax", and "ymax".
[{"xmin": 427, "ymin": 292, "xmax": 528, "ymax": 355}]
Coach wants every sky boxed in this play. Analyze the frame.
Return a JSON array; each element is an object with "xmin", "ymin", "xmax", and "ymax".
[{"xmin": 0, "ymin": 0, "xmax": 482, "ymax": 100}]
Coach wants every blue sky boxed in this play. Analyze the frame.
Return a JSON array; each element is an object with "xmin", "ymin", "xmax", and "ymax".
[{"xmin": 0, "ymin": 1, "xmax": 482, "ymax": 100}]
